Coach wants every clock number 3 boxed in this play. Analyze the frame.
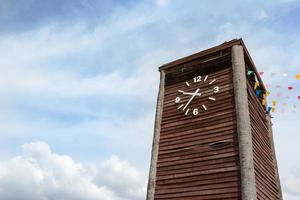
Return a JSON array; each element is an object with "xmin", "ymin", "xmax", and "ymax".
[
  {"xmin": 213, "ymin": 86, "xmax": 219, "ymax": 93},
  {"xmin": 193, "ymin": 76, "xmax": 201, "ymax": 83}
]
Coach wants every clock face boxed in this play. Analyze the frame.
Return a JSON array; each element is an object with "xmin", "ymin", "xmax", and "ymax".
[{"xmin": 174, "ymin": 74, "xmax": 220, "ymax": 116}]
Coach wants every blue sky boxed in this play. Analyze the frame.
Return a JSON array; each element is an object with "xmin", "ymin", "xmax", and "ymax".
[{"xmin": 0, "ymin": 0, "xmax": 300, "ymax": 199}]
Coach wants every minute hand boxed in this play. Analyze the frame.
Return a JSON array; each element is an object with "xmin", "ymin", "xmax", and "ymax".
[
  {"xmin": 182, "ymin": 88, "xmax": 200, "ymax": 110},
  {"xmin": 178, "ymin": 90, "xmax": 201, "ymax": 96}
]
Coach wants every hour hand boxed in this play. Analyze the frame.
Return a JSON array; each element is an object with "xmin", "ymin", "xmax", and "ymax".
[{"xmin": 178, "ymin": 90, "xmax": 201, "ymax": 96}]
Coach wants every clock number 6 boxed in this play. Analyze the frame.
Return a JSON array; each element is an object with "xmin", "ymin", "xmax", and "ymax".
[
  {"xmin": 193, "ymin": 76, "xmax": 201, "ymax": 83},
  {"xmin": 193, "ymin": 108, "xmax": 199, "ymax": 115}
]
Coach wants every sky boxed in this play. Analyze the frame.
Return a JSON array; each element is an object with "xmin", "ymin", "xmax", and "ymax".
[{"xmin": 0, "ymin": 0, "xmax": 299, "ymax": 199}]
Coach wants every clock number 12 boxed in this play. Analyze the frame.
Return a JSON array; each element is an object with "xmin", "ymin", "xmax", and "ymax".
[{"xmin": 193, "ymin": 76, "xmax": 201, "ymax": 83}]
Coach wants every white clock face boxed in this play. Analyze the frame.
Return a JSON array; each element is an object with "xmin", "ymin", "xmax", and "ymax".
[{"xmin": 174, "ymin": 75, "xmax": 220, "ymax": 116}]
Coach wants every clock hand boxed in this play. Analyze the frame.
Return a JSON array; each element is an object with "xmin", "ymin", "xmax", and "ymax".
[
  {"xmin": 178, "ymin": 90, "xmax": 202, "ymax": 96},
  {"xmin": 182, "ymin": 88, "xmax": 200, "ymax": 111}
]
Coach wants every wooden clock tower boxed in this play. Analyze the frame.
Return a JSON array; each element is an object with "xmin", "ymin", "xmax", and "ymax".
[{"xmin": 146, "ymin": 39, "xmax": 282, "ymax": 200}]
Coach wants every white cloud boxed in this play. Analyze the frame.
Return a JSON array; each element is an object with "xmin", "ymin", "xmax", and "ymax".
[
  {"xmin": 284, "ymin": 176, "xmax": 300, "ymax": 195},
  {"xmin": 0, "ymin": 19, "xmax": 166, "ymax": 99},
  {"xmin": 282, "ymin": 166, "xmax": 300, "ymax": 200},
  {"xmin": 155, "ymin": 0, "xmax": 170, "ymax": 8},
  {"xmin": 0, "ymin": 142, "xmax": 146, "ymax": 200},
  {"xmin": 95, "ymin": 156, "xmax": 146, "ymax": 200},
  {"xmin": 257, "ymin": 9, "xmax": 268, "ymax": 20}
]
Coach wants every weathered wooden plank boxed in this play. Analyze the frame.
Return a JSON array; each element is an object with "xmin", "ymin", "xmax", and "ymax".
[{"xmin": 247, "ymin": 80, "xmax": 280, "ymax": 200}]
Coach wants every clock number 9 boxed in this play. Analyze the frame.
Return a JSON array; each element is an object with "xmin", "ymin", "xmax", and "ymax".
[
  {"xmin": 193, "ymin": 76, "xmax": 201, "ymax": 83},
  {"xmin": 193, "ymin": 108, "xmax": 199, "ymax": 115},
  {"xmin": 213, "ymin": 86, "xmax": 219, "ymax": 93},
  {"xmin": 175, "ymin": 97, "xmax": 181, "ymax": 103}
]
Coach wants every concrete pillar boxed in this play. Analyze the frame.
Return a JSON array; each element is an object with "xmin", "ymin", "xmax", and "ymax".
[
  {"xmin": 232, "ymin": 45, "xmax": 257, "ymax": 200},
  {"xmin": 146, "ymin": 70, "xmax": 165, "ymax": 200},
  {"xmin": 266, "ymin": 114, "xmax": 283, "ymax": 200}
]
